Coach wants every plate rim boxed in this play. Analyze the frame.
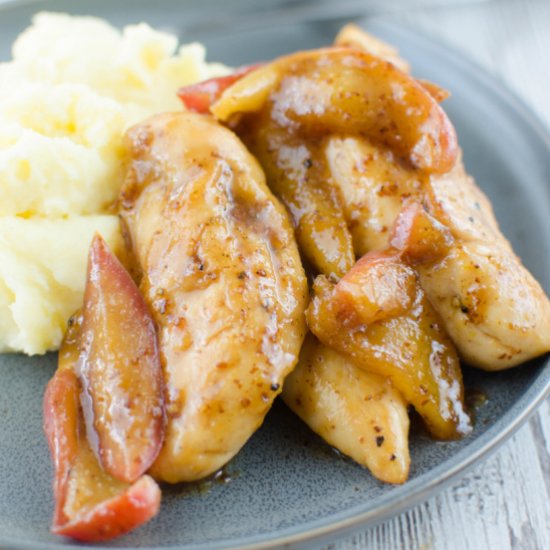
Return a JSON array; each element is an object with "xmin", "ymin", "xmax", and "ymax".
[{"xmin": 0, "ymin": 11, "xmax": 549, "ymax": 550}]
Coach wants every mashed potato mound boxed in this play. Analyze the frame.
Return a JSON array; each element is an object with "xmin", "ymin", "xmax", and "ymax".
[{"xmin": 0, "ymin": 12, "xmax": 228, "ymax": 354}]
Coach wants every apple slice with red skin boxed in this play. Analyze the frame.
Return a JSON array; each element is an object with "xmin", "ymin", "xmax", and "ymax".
[
  {"xmin": 307, "ymin": 251, "xmax": 472, "ymax": 440},
  {"xmin": 43, "ymin": 316, "xmax": 161, "ymax": 541},
  {"xmin": 43, "ymin": 364, "xmax": 79, "ymax": 527},
  {"xmin": 306, "ymin": 203, "xmax": 470, "ymax": 440},
  {"xmin": 390, "ymin": 200, "xmax": 454, "ymax": 265},
  {"xmin": 53, "ymin": 472, "xmax": 160, "ymax": 542},
  {"xmin": 78, "ymin": 235, "xmax": 165, "ymax": 483},
  {"xmin": 210, "ymin": 48, "xmax": 458, "ymax": 174},
  {"xmin": 178, "ymin": 63, "xmax": 262, "ymax": 113}
]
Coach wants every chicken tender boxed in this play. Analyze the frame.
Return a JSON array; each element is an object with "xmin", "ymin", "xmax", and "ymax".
[
  {"xmin": 119, "ymin": 112, "xmax": 308, "ymax": 482},
  {"xmin": 283, "ymin": 333, "xmax": 410, "ymax": 484},
  {"xmin": 327, "ymin": 138, "xmax": 550, "ymax": 369}
]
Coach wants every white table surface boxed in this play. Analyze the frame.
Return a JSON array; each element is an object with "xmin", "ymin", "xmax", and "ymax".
[{"xmin": 327, "ymin": 1, "xmax": 550, "ymax": 549}]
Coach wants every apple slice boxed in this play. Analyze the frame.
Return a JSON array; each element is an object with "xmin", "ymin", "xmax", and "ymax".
[
  {"xmin": 334, "ymin": 252, "xmax": 416, "ymax": 325},
  {"xmin": 44, "ymin": 372, "xmax": 161, "ymax": 542},
  {"xmin": 389, "ymin": 200, "xmax": 454, "ymax": 264},
  {"xmin": 307, "ymin": 253, "xmax": 472, "ymax": 440},
  {"xmin": 52, "ymin": 475, "xmax": 160, "ymax": 542},
  {"xmin": 212, "ymin": 48, "xmax": 458, "ymax": 174},
  {"xmin": 43, "ymin": 323, "xmax": 161, "ymax": 541},
  {"xmin": 43, "ymin": 365, "xmax": 80, "ymax": 527},
  {"xmin": 78, "ymin": 235, "xmax": 165, "ymax": 483},
  {"xmin": 178, "ymin": 63, "xmax": 262, "ymax": 114}
]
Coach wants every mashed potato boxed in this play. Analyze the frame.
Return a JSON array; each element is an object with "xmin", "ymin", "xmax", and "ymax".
[{"xmin": 0, "ymin": 12, "xmax": 228, "ymax": 354}]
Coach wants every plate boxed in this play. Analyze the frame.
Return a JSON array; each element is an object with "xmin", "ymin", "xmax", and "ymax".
[{"xmin": 1, "ymin": 1, "xmax": 549, "ymax": 549}]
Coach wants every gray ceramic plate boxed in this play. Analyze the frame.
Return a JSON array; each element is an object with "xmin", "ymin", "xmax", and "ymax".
[{"xmin": 1, "ymin": 1, "xmax": 549, "ymax": 549}]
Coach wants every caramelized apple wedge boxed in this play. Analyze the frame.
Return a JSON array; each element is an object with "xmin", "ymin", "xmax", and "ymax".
[
  {"xmin": 53, "ymin": 475, "xmax": 160, "ymax": 542},
  {"xmin": 307, "ymin": 253, "xmax": 471, "ymax": 440},
  {"xmin": 283, "ymin": 334, "xmax": 410, "ymax": 484},
  {"xmin": 43, "ymin": 318, "xmax": 161, "ymax": 541},
  {"xmin": 78, "ymin": 235, "xmax": 165, "ymax": 483},
  {"xmin": 43, "ymin": 341, "xmax": 80, "ymax": 528},
  {"xmin": 241, "ymin": 124, "xmax": 356, "ymax": 278},
  {"xmin": 390, "ymin": 200, "xmax": 454, "ymax": 265},
  {"xmin": 178, "ymin": 64, "xmax": 262, "ymax": 114},
  {"xmin": 212, "ymin": 48, "xmax": 457, "ymax": 174}
]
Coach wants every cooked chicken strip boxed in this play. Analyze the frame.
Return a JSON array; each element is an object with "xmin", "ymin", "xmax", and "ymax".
[
  {"xmin": 326, "ymin": 137, "xmax": 550, "ymax": 369},
  {"xmin": 419, "ymin": 161, "xmax": 550, "ymax": 369},
  {"xmin": 283, "ymin": 333, "xmax": 410, "ymax": 484},
  {"xmin": 119, "ymin": 112, "xmax": 308, "ymax": 482}
]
